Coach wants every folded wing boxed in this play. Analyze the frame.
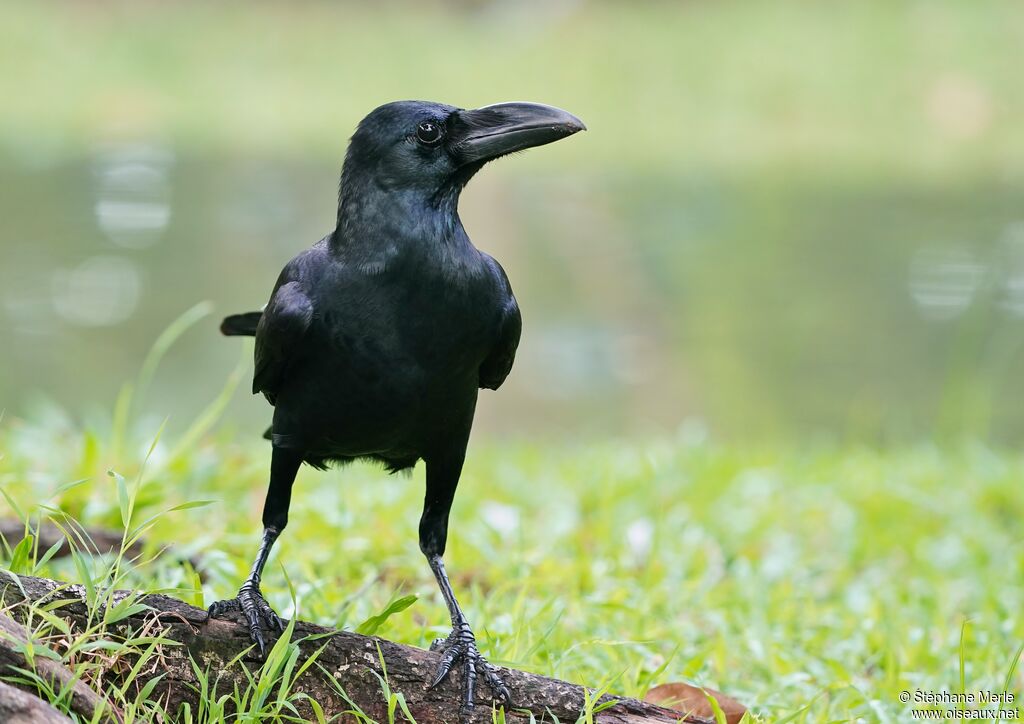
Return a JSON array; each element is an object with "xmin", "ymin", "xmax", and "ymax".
[
  {"xmin": 253, "ymin": 281, "xmax": 314, "ymax": 404},
  {"xmin": 479, "ymin": 258, "xmax": 522, "ymax": 391}
]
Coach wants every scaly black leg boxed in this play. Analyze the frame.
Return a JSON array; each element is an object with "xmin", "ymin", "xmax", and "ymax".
[
  {"xmin": 208, "ymin": 447, "xmax": 301, "ymax": 656},
  {"xmin": 420, "ymin": 450, "xmax": 511, "ymax": 713}
]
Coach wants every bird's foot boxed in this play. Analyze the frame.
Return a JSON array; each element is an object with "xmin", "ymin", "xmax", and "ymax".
[
  {"xmin": 208, "ymin": 582, "xmax": 284, "ymax": 657},
  {"xmin": 429, "ymin": 621, "xmax": 510, "ymax": 712}
]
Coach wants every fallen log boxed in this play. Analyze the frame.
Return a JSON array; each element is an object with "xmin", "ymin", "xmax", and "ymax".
[
  {"xmin": 0, "ymin": 571, "xmax": 714, "ymax": 723},
  {"xmin": 0, "ymin": 681, "xmax": 73, "ymax": 724},
  {"xmin": 0, "ymin": 519, "xmax": 134, "ymax": 561},
  {"xmin": 0, "ymin": 519, "xmax": 204, "ymax": 580},
  {"xmin": 0, "ymin": 609, "xmax": 119, "ymax": 723}
]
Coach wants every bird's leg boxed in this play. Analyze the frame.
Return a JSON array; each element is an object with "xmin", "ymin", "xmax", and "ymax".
[
  {"xmin": 421, "ymin": 453, "xmax": 510, "ymax": 712},
  {"xmin": 208, "ymin": 447, "xmax": 301, "ymax": 656},
  {"xmin": 208, "ymin": 526, "xmax": 284, "ymax": 654},
  {"xmin": 426, "ymin": 555, "xmax": 511, "ymax": 708}
]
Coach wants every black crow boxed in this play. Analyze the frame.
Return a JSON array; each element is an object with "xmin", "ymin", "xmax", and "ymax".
[{"xmin": 212, "ymin": 100, "xmax": 584, "ymax": 711}]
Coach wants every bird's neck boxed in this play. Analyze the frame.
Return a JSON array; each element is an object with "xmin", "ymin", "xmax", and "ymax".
[{"xmin": 330, "ymin": 179, "xmax": 470, "ymax": 262}]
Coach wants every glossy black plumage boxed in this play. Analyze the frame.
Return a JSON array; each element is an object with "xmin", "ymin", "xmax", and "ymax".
[
  {"xmin": 254, "ymin": 228, "xmax": 519, "ymax": 473},
  {"xmin": 209, "ymin": 100, "xmax": 583, "ymax": 712}
]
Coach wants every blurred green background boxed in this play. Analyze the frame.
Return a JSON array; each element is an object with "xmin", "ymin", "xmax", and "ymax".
[{"xmin": 2, "ymin": 0, "xmax": 1023, "ymax": 445}]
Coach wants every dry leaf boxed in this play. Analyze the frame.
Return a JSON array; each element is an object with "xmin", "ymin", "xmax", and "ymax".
[{"xmin": 645, "ymin": 682, "xmax": 747, "ymax": 724}]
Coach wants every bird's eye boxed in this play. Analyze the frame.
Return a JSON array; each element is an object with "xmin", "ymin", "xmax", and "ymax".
[{"xmin": 416, "ymin": 121, "xmax": 443, "ymax": 146}]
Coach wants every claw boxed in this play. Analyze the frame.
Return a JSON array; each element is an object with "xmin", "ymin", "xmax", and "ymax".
[
  {"xmin": 208, "ymin": 598, "xmax": 240, "ymax": 617},
  {"xmin": 430, "ymin": 645, "xmax": 460, "ymax": 688},
  {"xmin": 251, "ymin": 625, "xmax": 267, "ymax": 657},
  {"xmin": 256, "ymin": 596, "xmax": 285, "ymax": 632},
  {"xmin": 427, "ymin": 624, "xmax": 510, "ymax": 710},
  {"xmin": 208, "ymin": 584, "xmax": 284, "ymax": 659},
  {"xmin": 480, "ymin": 662, "xmax": 511, "ymax": 707}
]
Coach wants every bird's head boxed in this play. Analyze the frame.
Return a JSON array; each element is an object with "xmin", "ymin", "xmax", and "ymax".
[{"xmin": 338, "ymin": 100, "xmax": 585, "ymax": 217}]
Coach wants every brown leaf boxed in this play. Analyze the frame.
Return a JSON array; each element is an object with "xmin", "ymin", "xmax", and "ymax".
[{"xmin": 645, "ymin": 682, "xmax": 747, "ymax": 724}]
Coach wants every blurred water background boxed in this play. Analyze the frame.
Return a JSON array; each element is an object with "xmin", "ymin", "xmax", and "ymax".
[{"xmin": 1, "ymin": 0, "xmax": 1022, "ymax": 445}]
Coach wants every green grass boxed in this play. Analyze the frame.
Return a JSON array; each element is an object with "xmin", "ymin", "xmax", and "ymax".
[{"xmin": 2, "ymin": 395, "xmax": 1023, "ymax": 720}]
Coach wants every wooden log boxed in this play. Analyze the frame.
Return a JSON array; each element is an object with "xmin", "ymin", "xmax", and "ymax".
[
  {"xmin": 0, "ymin": 519, "xmax": 204, "ymax": 579},
  {"xmin": 0, "ymin": 610, "xmax": 119, "ymax": 723},
  {"xmin": 0, "ymin": 571, "xmax": 711, "ymax": 723},
  {"xmin": 0, "ymin": 519, "xmax": 134, "ymax": 561},
  {"xmin": 0, "ymin": 680, "xmax": 74, "ymax": 724}
]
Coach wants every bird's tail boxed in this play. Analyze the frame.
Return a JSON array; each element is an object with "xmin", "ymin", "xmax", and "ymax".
[{"xmin": 220, "ymin": 311, "xmax": 263, "ymax": 336}]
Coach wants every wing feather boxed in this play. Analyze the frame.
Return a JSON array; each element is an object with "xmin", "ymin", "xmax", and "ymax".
[
  {"xmin": 479, "ymin": 299, "xmax": 521, "ymax": 390},
  {"xmin": 479, "ymin": 257, "xmax": 522, "ymax": 391},
  {"xmin": 253, "ymin": 281, "xmax": 313, "ymax": 404}
]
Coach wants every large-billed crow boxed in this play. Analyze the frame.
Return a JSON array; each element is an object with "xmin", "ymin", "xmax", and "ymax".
[{"xmin": 211, "ymin": 100, "xmax": 584, "ymax": 710}]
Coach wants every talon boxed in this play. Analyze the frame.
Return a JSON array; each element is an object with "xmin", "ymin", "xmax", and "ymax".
[
  {"xmin": 430, "ymin": 645, "xmax": 460, "ymax": 688},
  {"xmin": 251, "ymin": 626, "xmax": 266, "ymax": 657},
  {"xmin": 479, "ymin": 660, "xmax": 510, "ymax": 705},
  {"xmin": 428, "ymin": 625, "xmax": 509, "ymax": 708},
  {"xmin": 208, "ymin": 584, "xmax": 283, "ymax": 658},
  {"xmin": 208, "ymin": 598, "xmax": 239, "ymax": 617},
  {"xmin": 256, "ymin": 597, "xmax": 285, "ymax": 632}
]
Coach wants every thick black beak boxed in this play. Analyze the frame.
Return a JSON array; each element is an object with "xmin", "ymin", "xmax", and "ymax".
[{"xmin": 449, "ymin": 102, "xmax": 586, "ymax": 166}]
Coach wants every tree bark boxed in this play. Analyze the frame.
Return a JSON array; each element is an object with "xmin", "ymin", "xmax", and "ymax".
[
  {"xmin": 0, "ymin": 681, "xmax": 74, "ymax": 724},
  {"xmin": 0, "ymin": 519, "xmax": 204, "ymax": 579},
  {"xmin": 0, "ymin": 519, "xmax": 133, "ymax": 561},
  {"xmin": 0, "ymin": 571, "xmax": 711, "ymax": 724},
  {"xmin": 0, "ymin": 608, "xmax": 119, "ymax": 723}
]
